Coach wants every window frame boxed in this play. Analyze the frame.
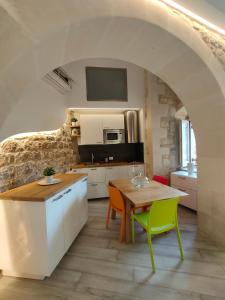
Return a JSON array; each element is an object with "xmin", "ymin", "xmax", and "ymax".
[{"xmin": 179, "ymin": 120, "xmax": 197, "ymax": 172}]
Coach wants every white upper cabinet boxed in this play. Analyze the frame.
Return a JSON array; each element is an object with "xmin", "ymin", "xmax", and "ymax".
[
  {"xmin": 79, "ymin": 114, "xmax": 125, "ymax": 145},
  {"xmin": 80, "ymin": 114, "xmax": 103, "ymax": 145},
  {"xmin": 102, "ymin": 114, "xmax": 125, "ymax": 129}
]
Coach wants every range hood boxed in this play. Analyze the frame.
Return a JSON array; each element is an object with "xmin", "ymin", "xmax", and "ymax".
[{"xmin": 125, "ymin": 110, "xmax": 139, "ymax": 143}]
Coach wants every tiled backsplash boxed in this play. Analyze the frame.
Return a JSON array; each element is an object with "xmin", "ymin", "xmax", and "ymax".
[{"xmin": 78, "ymin": 143, "xmax": 144, "ymax": 163}]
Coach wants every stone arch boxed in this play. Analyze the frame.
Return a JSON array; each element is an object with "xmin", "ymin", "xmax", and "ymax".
[{"xmin": 0, "ymin": 1, "xmax": 225, "ymax": 244}]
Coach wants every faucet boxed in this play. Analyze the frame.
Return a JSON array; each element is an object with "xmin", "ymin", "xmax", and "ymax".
[{"xmin": 91, "ymin": 153, "xmax": 94, "ymax": 164}]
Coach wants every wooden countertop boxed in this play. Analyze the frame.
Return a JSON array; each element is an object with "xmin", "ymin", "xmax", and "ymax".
[
  {"xmin": 171, "ymin": 170, "xmax": 197, "ymax": 179},
  {"xmin": 71, "ymin": 161, "xmax": 144, "ymax": 169},
  {"xmin": 0, "ymin": 173, "xmax": 87, "ymax": 202}
]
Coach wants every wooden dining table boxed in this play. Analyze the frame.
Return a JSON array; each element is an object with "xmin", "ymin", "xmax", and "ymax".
[{"xmin": 109, "ymin": 178, "xmax": 188, "ymax": 243}]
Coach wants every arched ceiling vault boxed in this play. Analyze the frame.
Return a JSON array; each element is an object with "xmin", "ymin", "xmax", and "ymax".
[{"xmin": 1, "ymin": 0, "xmax": 225, "ymax": 245}]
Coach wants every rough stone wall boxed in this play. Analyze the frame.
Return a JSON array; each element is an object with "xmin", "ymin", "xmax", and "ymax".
[
  {"xmin": 0, "ymin": 125, "xmax": 79, "ymax": 192},
  {"xmin": 144, "ymin": 71, "xmax": 182, "ymax": 179}
]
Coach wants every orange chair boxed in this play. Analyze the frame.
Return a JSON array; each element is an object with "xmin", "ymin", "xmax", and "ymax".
[{"xmin": 106, "ymin": 185, "xmax": 126, "ymax": 242}]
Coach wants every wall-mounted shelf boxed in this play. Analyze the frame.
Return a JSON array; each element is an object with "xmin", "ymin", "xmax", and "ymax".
[{"xmin": 71, "ymin": 125, "xmax": 80, "ymax": 138}]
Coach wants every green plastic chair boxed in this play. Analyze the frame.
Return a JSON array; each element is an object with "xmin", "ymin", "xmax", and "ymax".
[{"xmin": 131, "ymin": 197, "xmax": 184, "ymax": 272}]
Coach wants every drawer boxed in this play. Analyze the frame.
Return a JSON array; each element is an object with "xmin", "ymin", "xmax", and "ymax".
[
  {"xmin": 172, "ymin": 184, "xmax": 197, "ymax": 211},
  {"xmin": 87, "ymin": 183, "xmax": 107, "ymax": 199},
  {"xmin": 85, "ymin": 167, "xmax": 105, "ymax": 183},
  {"xmin": 72, "ymin": 167, "xmax": 105, "ymax": 183},
  {"xmin": 171, "ymin": 174, "xmax": 197, "ymax": 190},
  {"xmin": 105, "ymin": 166, "xmax": 128, "ymax": 183}
]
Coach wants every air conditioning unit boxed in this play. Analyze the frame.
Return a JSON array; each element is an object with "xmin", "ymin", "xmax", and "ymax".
[{"xmin": 43, "ymin": 67, "xmax": 73, "ymax": 94}]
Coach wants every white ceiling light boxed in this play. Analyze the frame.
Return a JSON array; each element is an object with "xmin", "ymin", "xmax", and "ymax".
[{"xmin": 158, "ymin": 0, "xmax": 225, "ymax": 37}]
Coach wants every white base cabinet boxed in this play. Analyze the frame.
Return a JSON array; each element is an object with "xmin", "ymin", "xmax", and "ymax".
[
  {"xmin": 69, "ymin": 164, "xmax": 145, "ymax": 199},
  {"xmin": 171, "ymin": 171, "xmax": 198, "ymax": 211},
  {"xmin": 0, "ymin": 178, "xmax": 88, "ymax": 279},
  {"xmin": 87, "ymin": 182, "xmax": 107, "ymax": 199},
  {"xmin": 105, "ymin": 166, "xmax": 128, "ymax": 184}
]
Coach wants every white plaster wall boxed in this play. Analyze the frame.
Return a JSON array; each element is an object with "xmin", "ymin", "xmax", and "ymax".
[
  {"xmin": 64, "ymin": 58, "xmax": 145, "ymax": 109},
  {"xmin": 0, "ymin": 80, "xmax": 67, "ymax": 141},
  {"xmin": 0, "ymin": 56, "xmax": 146, "ymax": 141}
]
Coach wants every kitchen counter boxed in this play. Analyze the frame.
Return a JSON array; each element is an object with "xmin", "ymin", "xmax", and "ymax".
[
  {"xmin": 171, "ymin": 171, "xmax": 198, "ymax": 211},
  {"xmin": 0, "ymin": 172, "xmax": 88, "ymax": 279},
  {"xmin": 172, "ymin": 170, "xmax": 197, "ymax": 179},
  {"xmin": 71, "ymin": 161, "xmax": 144, "ymax": 169},
  {"xmin": 69, "ymin": 162, "xmax": 145, "ymax": 199},
  {"xmin": 0, "ymin": 173, "xmax": 87, "ymax": 202}
]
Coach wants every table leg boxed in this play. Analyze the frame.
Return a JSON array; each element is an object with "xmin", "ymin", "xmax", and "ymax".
[
  {"xmin": 111, "ymin": 209, "xmax": 116, "ymax": 219},
  {"xmin": 125, "ymin": 198, "xmax": 132, "ymax": 243},
  {"xmin": 109, "ymin": 181, "xmax": 116, "ymax": 220}
]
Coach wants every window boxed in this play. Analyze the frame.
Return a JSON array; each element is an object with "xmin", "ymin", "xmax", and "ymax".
[{"xmin": 180, "ymin": 120, "xmax": 197, "ymax": 171}]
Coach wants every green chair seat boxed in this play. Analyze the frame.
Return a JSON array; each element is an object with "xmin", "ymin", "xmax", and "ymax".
[
  {"xmin": 133, "ymin": 212, "xmax": 175, "ymax": 234},
  {"xmin": 131, "ymin": 197, "xmax": 184, "ymax": 272}
]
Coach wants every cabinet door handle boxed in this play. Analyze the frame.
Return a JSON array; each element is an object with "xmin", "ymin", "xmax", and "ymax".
[
  {"xmin": 90, "ymin": 168, "xmax": 97, "ymax": 170},
  {"xmin": 52, "ymin": 195, "xmax": 63, "ymax": 202},
  {"xmin": 91, "ymin": 183, "xmax": 98, "ymax": 186},
  {"xmin": 64, "ymin": 188, "xmax": 72, "ymax": 195}
]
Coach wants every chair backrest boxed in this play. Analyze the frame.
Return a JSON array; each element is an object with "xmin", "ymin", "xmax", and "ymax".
[
  {"xmin": 152, "ymin": 175, "xmax": 169, "ymax": 186},
  {"xmin": 108, "ymin": 185, "xmax": 125, "ymax": 212},
  {"xmin": 148, "ymin": 197, "xmax": 179, "ymax": 232}
]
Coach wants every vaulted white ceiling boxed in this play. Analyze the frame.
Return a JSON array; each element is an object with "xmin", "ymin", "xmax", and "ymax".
[
  {"xmin": 1, "ymin": 0, "xmax": 225, "ymax": 246},
  {"xmin": 206, "ymin": 0, "xmax": 225, "ymax": 13}
]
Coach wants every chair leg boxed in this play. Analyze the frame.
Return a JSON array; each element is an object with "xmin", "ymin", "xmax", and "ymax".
[
  {"xmin": 147, "ymin": 233, "xmax": 156, "ymax": 273},
  {"xmin": 176, "ymin": 225, "xmax": 184, "ymax": 261},
  {"xmin": 120, "ymin": 212, "xmax": 125, "ymax": 242},
  {"xmin": 142, "ymin": 206, "xmax": 148, "ymax": 212},
  {"xmin": 106, "ymin": 203, "xmax": 111, "ymax": 229},
  {"xmin": 131, "ymin": 216, "xmax": 135, "ymax": 243}
]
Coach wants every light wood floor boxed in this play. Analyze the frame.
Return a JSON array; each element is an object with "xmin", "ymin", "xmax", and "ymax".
[{"xmin": 1, "ymin": 199, "xmax": 225, "ymax": 299}]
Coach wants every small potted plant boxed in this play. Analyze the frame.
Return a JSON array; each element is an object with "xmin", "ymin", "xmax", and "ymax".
[
  {"xmin": 43, "ymin": 167, "xmax": 56, "ymax": 184},
  {"xmin": 71, "ymin": 117, "xmax": 78, "ymax": 127}
]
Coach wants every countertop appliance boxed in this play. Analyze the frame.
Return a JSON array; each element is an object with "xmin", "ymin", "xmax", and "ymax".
[
  {"xmin": 103, "ymin": 129, "xmax": 125, "ymax": 144},
  {"xmin": 125, "ymin": 110, "xmax": 139, "ymax": 143}
]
